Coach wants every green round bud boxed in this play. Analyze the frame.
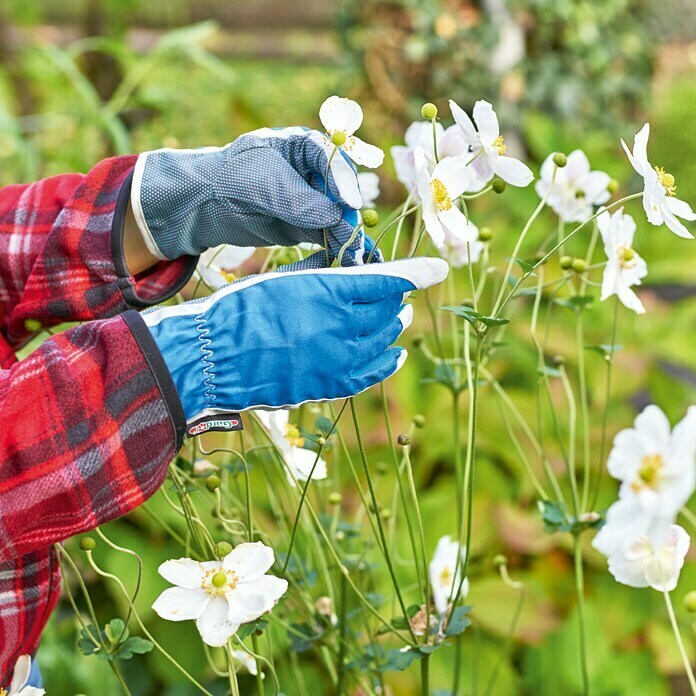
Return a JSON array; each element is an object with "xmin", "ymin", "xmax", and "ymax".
[
  {"xmin": 478, "ymin": 226, "xmax": 493, "ymax": 242},
  {"xmin": 461, "ymin": 298, "xmax": 475, "ymax": 308},
  {"xmin": 205, "ymin": 475, "xmax": 221, "ymax": 491},
  {"xmin": 317, "ymin": 436, "xmax": 326, "ymax": 447},
  {"xmin": 684, "ymin": 591, "xmax": 696, "ymax": 613},
  {"xmin": 331, "ymin": 131, "xmax": 347, "ymax": 147},
  {"xmin": 381, "ymin": 508, "xmax": 392, "ymax": 520},
  {"xmin": 491, "ymin": 177, "xmax": 506, "ymax": 194},
  {"xmin": 24, "ymin": 318, "xmax": 42, "ymax": 333},
  {"xmin": 552, "ymin": 152, "xmax": 568, "ymax": 168},
  {"xmin": 413, "ymin": 414, "xmax": 426, "ymax": 428},
  {"xmin": 421, "ymin": 102, "xmax": 438, "ymax": 120},
  {"xmin": 214, "ymin": 541, "xmax": 232, "ymax": 558},
  {"xmin": 376, "ymin": 461, "xmax": 389, "ymax": 475},
  {"xmin": 571, "ymin": 258, "xmax": 587, "ymax": 274},
  {"xmin": 559, "ymin": 255, "xmax": 573, "ymax": 270},
  {"xmin": 553, "ymin": 354, "xmax": 566, "ymax": 366},
  {"xmin": 79, "ymin": 537, "xmax": 96, "ymax": 551},
  {"xmin": 362, "ymin": 209, "xmax": 379, "ymax": 228},
  {"xmin": 607, "ymin": 178, "xmax": 620, "ymax": 194},
  {"xmin": 329, "ymin": 492, "xmax": 343, "ymax": 505},
  {"xmin": 493, "ymin": 554, "xmax": 508, "ymax": 568},
  {"xmin": 412, "ymin": 334, "xmax": 424, "ymax": 348},
  {"xmin": 335, "ymin": 530, "xmax": 346, "ymax": 541},
  {"xmin": 212, "ymin": 572, "xmax": 228, "ymax": 588},
  {"xmin": 397, "ymin": 433, "xmax": 411, "ymax": 447}
]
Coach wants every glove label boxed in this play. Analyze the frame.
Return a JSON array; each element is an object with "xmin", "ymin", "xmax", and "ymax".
[{"xmin": 186, "ymin": 413, "xmax": 244, "ymax": 438}]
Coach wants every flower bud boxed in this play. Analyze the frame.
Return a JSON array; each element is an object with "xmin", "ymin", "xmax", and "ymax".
[
  {"xmin": 571, "ymin": 258, "xmax": 587, "ymax": 274},
  {"xmin": 24, "ymin": 318, "xmax": 42, "ymax": 333},
  {"xmin": 331, "ymin": 131, "xmax": 347, "ymax": 147},
  {"xmin": 80, "ymin": 537, "xmax": 96, "ymax": 551},
  {"xmin": 607, "ymin": 178, "xmax": 620, "ymax": 194},
  {"xmin": 684, "ymin": 591, "xmax": 696, "ymax": 613},
  {"xmin": 478, "ymin": 226, "xmax": 493, "ymax": 242},
  {"xmin": 205, "ymin": 475, "xmax": 221, "ymax": 491},
  {"xmin": 381, "ymin": 508, "xmax": 392, "ymax": 520},
  {"xmin": 552, "ymin": 152, "xmax": 568, "ymax": 168},
  {"xmin": 329, "ymin": 492, "xmax": 343, "ymax": 505},
  {"xmin": 214, "ymin": 541, "xmax": 232, "ymax": 558},
  {"xmin": 493, "ymin": 554, "xmax": 508, "ymax": 568},
  {"xmin": 421, "ymin": 103, "xmax": 438, "ymax": 120},
  {"xmin": 317, "ymin": 436, "xmax": 326, "ymax": 447},
  {"xmin": 397, "ymin": 433, "xmax": 411, "ymax": 447},
  {"xmin": 413, "ymin": 414, "xmax": 426, "ymax": 428},
  {"xmin": 335, "ymin": 530, "xmax": 346, "ymax": 541},
  {"xmin": 362, "ymin": 209, "xmax": 379, "ymax": 228},
  {"xmin": 491, "ymin": 177, "xmax": 506, "ymax": 194},
  {"xmin": 559, "ymin": 255, "xmax": 573, "ymax": 270}
]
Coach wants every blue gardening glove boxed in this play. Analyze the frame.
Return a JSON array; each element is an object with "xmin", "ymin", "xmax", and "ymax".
[
  {"xmin": 142, "ymin": 258, "xmax": 448, "ymax": 429},
  {"xmin": 131, "ymin": 127, "xmax": 376, "ymax": 267}
]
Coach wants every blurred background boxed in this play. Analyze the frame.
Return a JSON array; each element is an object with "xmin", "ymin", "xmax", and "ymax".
[{"xmin": 3, "ymin": 1, "xmax": 696, "ymax": 694}]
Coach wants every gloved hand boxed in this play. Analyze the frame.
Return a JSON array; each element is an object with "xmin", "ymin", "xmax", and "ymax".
[
  {"xmin": 131, "ymin": 127, "xmax": 376, "ymax": 267},
  {"xmin": 142, "ymin": 258, "xmax": 448, "ymax": 430}
]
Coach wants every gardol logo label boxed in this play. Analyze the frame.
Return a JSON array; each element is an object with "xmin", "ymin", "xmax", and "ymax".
[{"xmin": 186, "ymin": 413, "xmax": 244, "ymax": 438}]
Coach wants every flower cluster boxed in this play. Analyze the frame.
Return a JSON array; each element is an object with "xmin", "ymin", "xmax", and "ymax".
[{"xmin": 593, "ymin": 406, "xmax": 696, "ymax": 591}]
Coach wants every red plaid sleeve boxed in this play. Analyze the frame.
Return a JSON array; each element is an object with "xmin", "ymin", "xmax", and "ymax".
[
  {"xmin": 0, "ymin": 310, "xmax": 186, "ymax": 681},
  {"xmin": 0, "ymin": 156, "xmax": 197, "ymax": 356}
]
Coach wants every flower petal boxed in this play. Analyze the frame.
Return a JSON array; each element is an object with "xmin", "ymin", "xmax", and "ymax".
[
  {"xmin": 431, "ymin": 156, "xmax": 471, "ymax": 199},
  {"xmin": 307, "ymin": 131, "xmax": 363, "ymax": 210},
  {"xmin": 632, "ymin": 123, "xmax": 651, "ymax": 167},
  {"xmin": 152, "ymin": 587, "xmax": 210, "ymax": 621},
  {"xmin": 472, "ymin": 100, "xmax": 500, "ymax": 144},
  {"xmin": 196, "ymin": 596, "xmax": 239, "ymax": 647},
  {"xmin": 223, "ymin": 541, "xmax": 275, "ymax": 581},
  {"xmin": 226, "ymin": 575, "xmax": 289, "ymax": 625},
  {"xmin": 666, "ymin": 196, "xmax": 696, "ymax": 222},
  {"xmin": 357, "ymin": 172, "xmax": 380, "ymax": 207},
  {"xmin": 621, "ymin": 138, "xmax": 645, "ymax": 177},
  {"xmin": 158, "ymin": 558, "xmax": 205, "ymax": 589},
  {"xmin": 449, "ymin": 100, "xmax": 479, "ymax": 146},
  {"xmin": 9, "ymin": 655, "xmax": 31, "ymax": 693},
  {"xmin": 288, "ymin": 447, "xmax": 327, "ymax": 482},
  {"xmin": 662, "ymin": 203, "xmax": 695, "ymax": 239},
  {"xmin": 565, "ymin": 149, "xmax": 591, "ymax": 180},
  {"xmin": 319, "ymin": 96, "xmax": 363, "ymax": 136},
  {"xmin": 438, "ymin": 205, "xmax": 478, "ymax": 243},
  {"xmin": 494, "ymin": 156, "xmax": 534, "ymax": 187},
  {"xmin": 634, "ymin": 405, "xmax": 671, "ymax": 452},
  {"xmin": 347, "ymin": 137, "xmax": 385, "ymax": 168}
]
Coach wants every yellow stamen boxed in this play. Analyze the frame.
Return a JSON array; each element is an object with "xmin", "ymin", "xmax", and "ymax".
[
  {"xmin": 439, "ymin": 567, "xmax": 452, "ymax": 586},
  {"xmin": 1, "ymin": 688, "xmax": 7, "ymax": 696},
  {"xmin": 218, "ymin": 270, "xmax": 237, "ymax": 283},
  {"xmin": 631, "ymin": 453, "xmax": 664, "ymax": 492},
  {"xmin": 430, "ymin": 178, "xmax": 452, "ymax": 211},
  {"xmin": 284, "ymin": 423, "xmax": 305, "ymax": 448},
  {"xmin": 618, "ymin": 245, "xmax": 636, "ymax": 269},
  {"xmin": 655, "ymin": 166, "xmax": 676, "ymax": 196},
  {"xmin": 492, "ymin": 135, "xmax": 507, "ymax": 155},
  {"xmin": 202, "ymin": 568, "xmax": 238, "ymax": 596}
]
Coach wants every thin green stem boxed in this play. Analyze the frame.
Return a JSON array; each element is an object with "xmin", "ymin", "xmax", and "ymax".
[
  {"xmin": 573, "ymin": 535, "xmax": 590, "ymax": 696},
  {"xmin": 665, "ymin": 590, "xmax": 696, "ymax": 695}
]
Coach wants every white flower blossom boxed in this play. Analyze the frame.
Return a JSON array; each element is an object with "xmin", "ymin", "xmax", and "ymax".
[
  {"xmin": 319, "ymin": 96, "xmax": 384, "ymax": 169},
  {"xmin": 229, "ymin": 649, "xmax": 263, "ymax": 677},
  {"xmin": 357, "ymin": 172, "xmax": 380, "ymax": 208},
  {"xmin": 439, "ymin": 221, "xmax": 484, "ymax": 268},
  {"xmin": 196, "ymin": 245, "xmax": 255, "ymax": 290},
  {"xmin": 605, "ymin": 524, "xmax": 690, "ymax": 592},
  {"xmin": 449, "ymin": 99, "xmax": 534, "ymax": 188},
  {"xmin": 414, "ymin": 148, "xmax": 475, "ymax": 248},
  {"xmin": 535, "ymin": 150, "xmax": 611, "ymax": 223},
  {"xmin": 152, "ymin": 542, "xmax": 288, "ymax": 647},
  {"xmin": 429, "ymin": 535, "xmax": 469, "ymax": 614},
  {"xmin": 621, "ymin": 123, "xmax": 695, "ymax": 239},
  {"xmin": 391, "ymin": 121, "xmax": 444, "ymax": 195},
  {"xmin": 256, "ymin": 410, "xmax": 327, "ymax": 487},
  {"xmin": 592, "ymin": 405, "xmax": 696, "ymax": 557},
  {"xmin": 4, "ymin": 656, "xmax": 44, "ymax": 696},
  {"xmin": 598, "ymin": 208, "xmax": 647, "ymax": 314}
]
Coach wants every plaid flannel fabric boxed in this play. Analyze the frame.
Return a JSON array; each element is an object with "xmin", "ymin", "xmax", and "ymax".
[{"xmin": 0, "ymin": 157, "xmax": 193, "ymax": 682}]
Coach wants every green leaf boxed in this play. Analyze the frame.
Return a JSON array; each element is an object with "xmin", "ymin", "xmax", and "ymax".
[
  {"xmin": 585, "ymin": 344, "xmax": 622, "ymax": 359},
  {"xmin": 440, "ymin": 305, "xmax": 510, "ymax": 328},
  {"xmin": 513, "ymin": 257, "xmax": 537, "ymax": 276},
  {"xmin": 314, "ymin": 416, "xmax": 334, "ymax": 436},
  {"xmin": 539, "ymin": 500, "xmax": 570, "ymax": 533},
  {"xmin": 104, "ymin": 618, "xmax": 127, "ymax": 645},
  {"xmin": 445, "ymin": 605, "xmax": 472, "ymax": 637},
  {"xmin": 116, "ymin": 636, "xmax": 153, "ymax": 661},
  {"xmin": 237, "ymin": 618, "xmax": 268, "ymax": 640},
  {"xmin": 554, "ymin": 295, "xmax": 594, "ymax": 313}
]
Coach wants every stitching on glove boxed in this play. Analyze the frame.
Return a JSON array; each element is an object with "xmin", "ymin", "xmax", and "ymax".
[{"xmin": 194, "ymin": 312, "xmax": 216, "ymax": 404}]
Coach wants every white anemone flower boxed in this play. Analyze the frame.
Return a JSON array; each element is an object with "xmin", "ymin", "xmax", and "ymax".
[
  {"xmin": 598, "ymin": 208, "xmax": 647, "ymax": 314},
  {"xmin": 414, "ymin": 148, "xmax": 475, "ymax": 248},
  {"xmin": 152, "ymin": 542, "xmax": 288, "ymax": 647},
  {"xmin": 197, "ymin": 245, "xmax": 255, "ymax": 290},
  {"xmin": 592, "ymin": 405, "xmax": 696, "ymax": 557},
  {"xmin": 605, "ymin": 524, "xmax": 690, "ymax": 592},
  {"xmin": 319, "ymin": 96, "xmax": 384, "ymax": 170},
  {"xmin": 256, "ymin": 410, "xmax": 327, "ymax": 487},
  {"xmin": 621, "ymin": 123, "xmax": 695, "ymax": 239},
  {"xmin": 439, "ymin": 221, "xmax": 484, "ymax": 269},
  {"xmin": 429, "ymin": 535, "xmax": 469, "ymax": 614},
  {"xmin": 2, "ymin": 656, "xmax": 44, "ymax": 696},
  {"xmin": 535, "ymin": 150, "xmax": 611, "ymax": 223},
  {"xmin": 391, "ymin": 121, "xmax": 445, "ymax": 195},
  {"xmin": 229, "ymin": 649, "xmax": 263, "ymax": 677},
  {"xmin": 357, "ymin": 172, "xmax": 380, "ymax": 208},
  {"xmin": 449, "ymin": 99, "xmax": 534, "ymax": 187}
]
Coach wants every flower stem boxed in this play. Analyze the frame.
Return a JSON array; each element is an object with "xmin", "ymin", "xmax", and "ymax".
[
  {"xmin": 421, "ymin": 653, "xmax": 431, "ymax": 696},
  {"xmin": 573, "ymin": 535, "xmax": 590, "ymax": 696},
  {"xmin": 664, "ymin": 590, "xmax": 696, "ymax": 695}
]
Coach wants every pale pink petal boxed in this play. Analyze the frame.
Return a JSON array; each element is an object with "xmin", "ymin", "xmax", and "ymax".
[
  {"xmin": 196, "ymin": 596, "xmax": 238, "ymax": 647},
  {"xmin": 223, "ymin": 542, "xmax": 275, "ymax": 581},
  {"xmin": 472, "ymin": 100, "xmax": 500, "ymax": 144},
  {"xmin": 439, "ymin": 124, "xmax": 470, "ymax": 158},
  {"xmin": 158, "ymin": 558, "xmax": 205, "ymax": 589},
  {"xmin": 152, "ymin": 587, "xmax": 210, "ymax": 621},
  {"xmin": 319, "ymin": 96, "xmax": 363, "ymax": 136},
  {"xmin": 347, "ymin": 137, "xmax": 385, "ymax": 168}
]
